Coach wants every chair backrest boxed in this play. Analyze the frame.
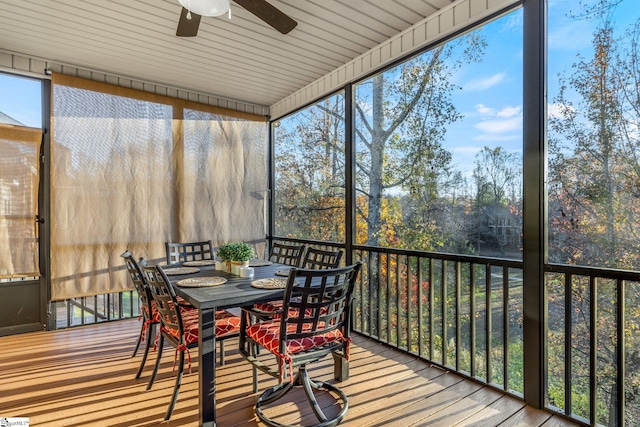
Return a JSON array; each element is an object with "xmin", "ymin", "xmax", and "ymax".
[
  {"xmin": 281, "ymin": 262, "xmax": 362, "ymax": 350},
  {"xmin": 140, "ymin": 264, "xmax": 184, "ymax": 347},
  {"xmin": 269, "ymin": 241, "xmax": 306, "ymax": 267},
  {"xmin": 302, "ymin": 247, "xmax": 343, "ymax": 270},
  {"xmin": 165, "ymin": 240, "xmax": 214, "ymax": 265},
  {"xmin": 121, "ymin": 250, "xmax": 153, "ymax": 320}
]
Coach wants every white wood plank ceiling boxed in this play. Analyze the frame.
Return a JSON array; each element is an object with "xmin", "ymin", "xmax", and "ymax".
[{"xmin": 0, "ymin": 0, "xmax": 455, "ymax": 109}]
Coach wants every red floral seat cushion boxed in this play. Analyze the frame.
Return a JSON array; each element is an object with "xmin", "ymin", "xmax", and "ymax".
[
  {"xmin": 253, "ymin": 300, "xmax": 282, "ymax": 314},
  {"xmin": 157, "ymin": 309, "xmax": 241, "ymax": 372},
  {"xmin": 176, "ymin": 296, "xmax": 193, "ymax": 308},
  {"xmin": 246, "ymin": 319, "xmax": 348, "ymax": 382},
  {"xmin": 162, "ymin": 309, "xmax": 240, "ymax": 345},
  {"xmin": 139, "ymin": 302, "xmax": 161, "ymax": 342},
  {"xmin": 142, "ymin": 298, "xmax": 195, "ymax": 324},
  {"xmin": 253, "ymin": 295, "xmax": 306, "ymax": 314},
  {"xmin": 252, "ymin": 298, "xmax": 318, "ymax": 319},
  {"xmin": 212, "ymin": 310, "xmax": 242, "ymax": 337}
]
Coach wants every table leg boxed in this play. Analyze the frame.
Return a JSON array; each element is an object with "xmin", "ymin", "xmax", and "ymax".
[{"xmin": 198, "ymin": 307, "xmax": 217, "ymax": 427}]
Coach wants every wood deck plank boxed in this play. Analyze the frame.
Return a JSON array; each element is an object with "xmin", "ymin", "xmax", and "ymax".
[
  {"xmin": 364, "ymin": 377, "xmax": 484, "ymax": 427},
  {"xmin": 0, "ymin": 319, "xmax": 580, "ymax": 427},
  {"xmin": 454, "ymin": 395, "xmax": 527, "ymax": 426},
  {"xmin": 498, "ymin": 406, "xmax": 554, "ymax": 426},
  {"xmin": 408, "ymin": 386, "xmax": 506, "ymax": 426}
]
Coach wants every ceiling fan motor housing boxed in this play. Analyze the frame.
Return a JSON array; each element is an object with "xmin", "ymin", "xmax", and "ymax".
[
  {"xmin": 177, "ymin": 0, "xmax": 230, "ymax": 17},
  {"xmin": 176, "ymin": 0, "xmax": 297, "ymax": 37}
]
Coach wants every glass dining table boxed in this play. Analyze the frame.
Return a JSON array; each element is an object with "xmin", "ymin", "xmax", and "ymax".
[{"xmin": 167, "ymin": 261, "xmax": 349, "ymax": 426}]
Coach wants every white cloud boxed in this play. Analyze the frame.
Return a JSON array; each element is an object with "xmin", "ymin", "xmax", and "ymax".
[
  {"xmin": 497, "ymin": 106, "xmax": 521, "ymax": 118},
  {"xmin": 475, "ymin": 103, "xmax": 495, "ymax": 115},
  {"xmin": 463, "ymin": 104, "xmax": 523, "ymax": 145},
  {"xmin": 548, "ymin": 102, "xmax": 574, "ymax": 119},
  {"xmin": 464, "ymin": 73, "xmax": 506, "ymax": 91},
  {"xmin": 475, "ymin": 116, "xmax": 522, "ymax": 134}
]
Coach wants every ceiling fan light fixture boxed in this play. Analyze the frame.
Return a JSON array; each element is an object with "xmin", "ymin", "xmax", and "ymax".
[{"xmin": 178, "ymin": 0, "xmax": 230, "ymax": 17}]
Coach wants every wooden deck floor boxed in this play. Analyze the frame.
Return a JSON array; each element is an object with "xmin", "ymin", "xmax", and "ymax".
[{"xmin": 0, "ymin": 319, "xmax": 578, "ymax": 427}]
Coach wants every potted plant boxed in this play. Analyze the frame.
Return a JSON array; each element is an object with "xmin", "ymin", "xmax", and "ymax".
[{"xmin": 217, "ymin": 242, "xmax": 254, "ymax": 274}]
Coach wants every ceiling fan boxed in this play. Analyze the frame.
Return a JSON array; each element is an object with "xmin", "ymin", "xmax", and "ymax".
[{"xmin": 176, "ymin": 0, "xmax": 297, "ymax": 37}]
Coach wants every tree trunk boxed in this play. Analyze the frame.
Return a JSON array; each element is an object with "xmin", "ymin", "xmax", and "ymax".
[{"xmin": 368, "ymin": 74, "xmax": 385, "ymax": 247}]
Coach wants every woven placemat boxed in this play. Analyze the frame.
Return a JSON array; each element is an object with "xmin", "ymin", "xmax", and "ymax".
[
  {"xmin": 176, "ymin": 277, "xmax": 227, "ymax": 287},
  {"xmin": 183, "ymin": 260, "xmax": 216, "ymax": 267},
  {"xmin": 162, "ymin": 266, "xmax": 200, "ymax": 276},
  {"xmin": 249, "ymin": 259, "xmax": 273, "ymax": 267},
  {"xmin": 251, "ymin": 278, "xmax": 288, "ymax": 289},
  {"xmin": 274, "ymin": 268, "xmax": 292, "ymax": 277}
]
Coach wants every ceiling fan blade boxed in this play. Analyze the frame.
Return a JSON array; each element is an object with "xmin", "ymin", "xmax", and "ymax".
[
  {"xmin": 176, "ymin": 7, "xmax": 202, "ymax": 37},
  {"xmin": 233, "ymin": 0, "xmax": 297, "ymax": 34}
]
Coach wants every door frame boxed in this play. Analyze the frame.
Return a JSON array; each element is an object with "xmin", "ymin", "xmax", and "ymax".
[{"xmin": 0, "ymin": 72, "xmax": 50, "ymax": 335}]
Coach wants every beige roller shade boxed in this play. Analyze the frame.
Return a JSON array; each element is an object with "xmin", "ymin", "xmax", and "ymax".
[
  {"xmin": 0, "ymin": 125, "xmax": 42, "ymax": 279},
  {"xmin": 51, "ymin": 73, "xmax": 267, "ymax": 300}
]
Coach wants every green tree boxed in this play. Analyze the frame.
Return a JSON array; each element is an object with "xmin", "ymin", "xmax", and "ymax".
[
  {"xmin": 548, "ymin": 2, "xmax": 640, "ymax": 423},
  {"xmin": 471, "ymin": 146, "xmax": 522, "ymax": 257},
  {"xmin": 354, "ymin": 33, "xmax": 486, "ymax": 247},
  {"xmin": 273, "ymin": 95, "xmax": 346, "ymax": 242}
]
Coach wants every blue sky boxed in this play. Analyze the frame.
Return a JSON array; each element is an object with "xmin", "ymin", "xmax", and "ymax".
[
  {"xmin": 443, "ymin": 0, "xmax": 638, "ymax": 175},
  {"xmin": 0, "ymin": 73, "xmax": 42, "ymax": 127},
  {"xmin": 443, "ymin": 9, "xmax": 524, "ymax": 174}
]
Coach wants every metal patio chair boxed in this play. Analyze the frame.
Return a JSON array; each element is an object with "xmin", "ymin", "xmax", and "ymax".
[
  {"xmin": 140, "ymin": 264, "xmax": 240, "ymax": 421},
  {"xmin": 239, "ymin": 262, "xmax": 362, "ymax": 427},
  {"xmin": 165, "ymin": 240, "xmax": 214, "ymax": 265},
  {"xmin": 121, "ymin": 250, "xmax": 159, "ymax": 379}
]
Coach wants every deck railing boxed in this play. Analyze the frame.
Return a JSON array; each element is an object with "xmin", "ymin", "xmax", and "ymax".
[
  {"xmin": 51, "ymin": 291, "xmax": 140, "ymax": 329},
  {"xmin": 545, "ymin": 263, "xmax": 640, "ymax": 426},
  {"xmin": 351, "ymin": 245, "xmax": 525, "ymax": 396}
]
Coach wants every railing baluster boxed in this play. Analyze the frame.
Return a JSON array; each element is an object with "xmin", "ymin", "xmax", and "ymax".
[
  {"xmin": 590, "ymin": 275, "xmax": 597, "ymax": 424},
  {"xmin": 429, "ymin": 258, "xmax": 434, "ymax": 361},
  {"xmin": 503, "ymin": 265, "xmax": 509, "ymax": 392},
  {"xmin": 396, "ymin": 254, "xmax": 401, "ymax": 348},
  {"xmin": 386, "ymin": 252, "xmax": 391, "ymax": 344},
  {"xmin": 442, "ymin": 260, "xmax": 448, "ymax": 367},
  {"xmin": 406, "ymin": 255, "xmax": 412, "ymax": 352},
  {"xmin": 565, "ymin": 273, "xmax": 572, "ymax": 417},
  {"xmin": 364, "ymin": 249, "xmax": 368, "ymax": 333},
  {"xmin": 66, "ymin": 300, "xmax": 71, "ymax": 327},
  {"xmin": 396, "ymin": 253, "xmax": 400, "ymax": 347},
  {"xmin": 418, "ymin": 256, "xmax": 424, "ymax": 357},
  {"xmin": 470, "ymin": 263, "xmax": 476, "ymax": 379},
  {"xmin": 368, "ymin": 250, "xmax": 374, "ymax": 336},
  {"xmin": 119, "ymin": 291, "xmax": 124, "ymax": 319},
  {"xmin": 456, "ymin": 261, "xmax": 461, "ymax": 371},
  {"xmin": 617, "ymin": 278, "xmax": 625, "ymax": 427},
  {"xmin": 378, "ymin": 250, "xmax": 383, "ymax": 340},
  {"xmin": 358, "ymin": 249, "xmax": 364, "ymax": 332},
  {"xmin": 486, "ymin": 264, "xmax": 492, "ymax": 384}
]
